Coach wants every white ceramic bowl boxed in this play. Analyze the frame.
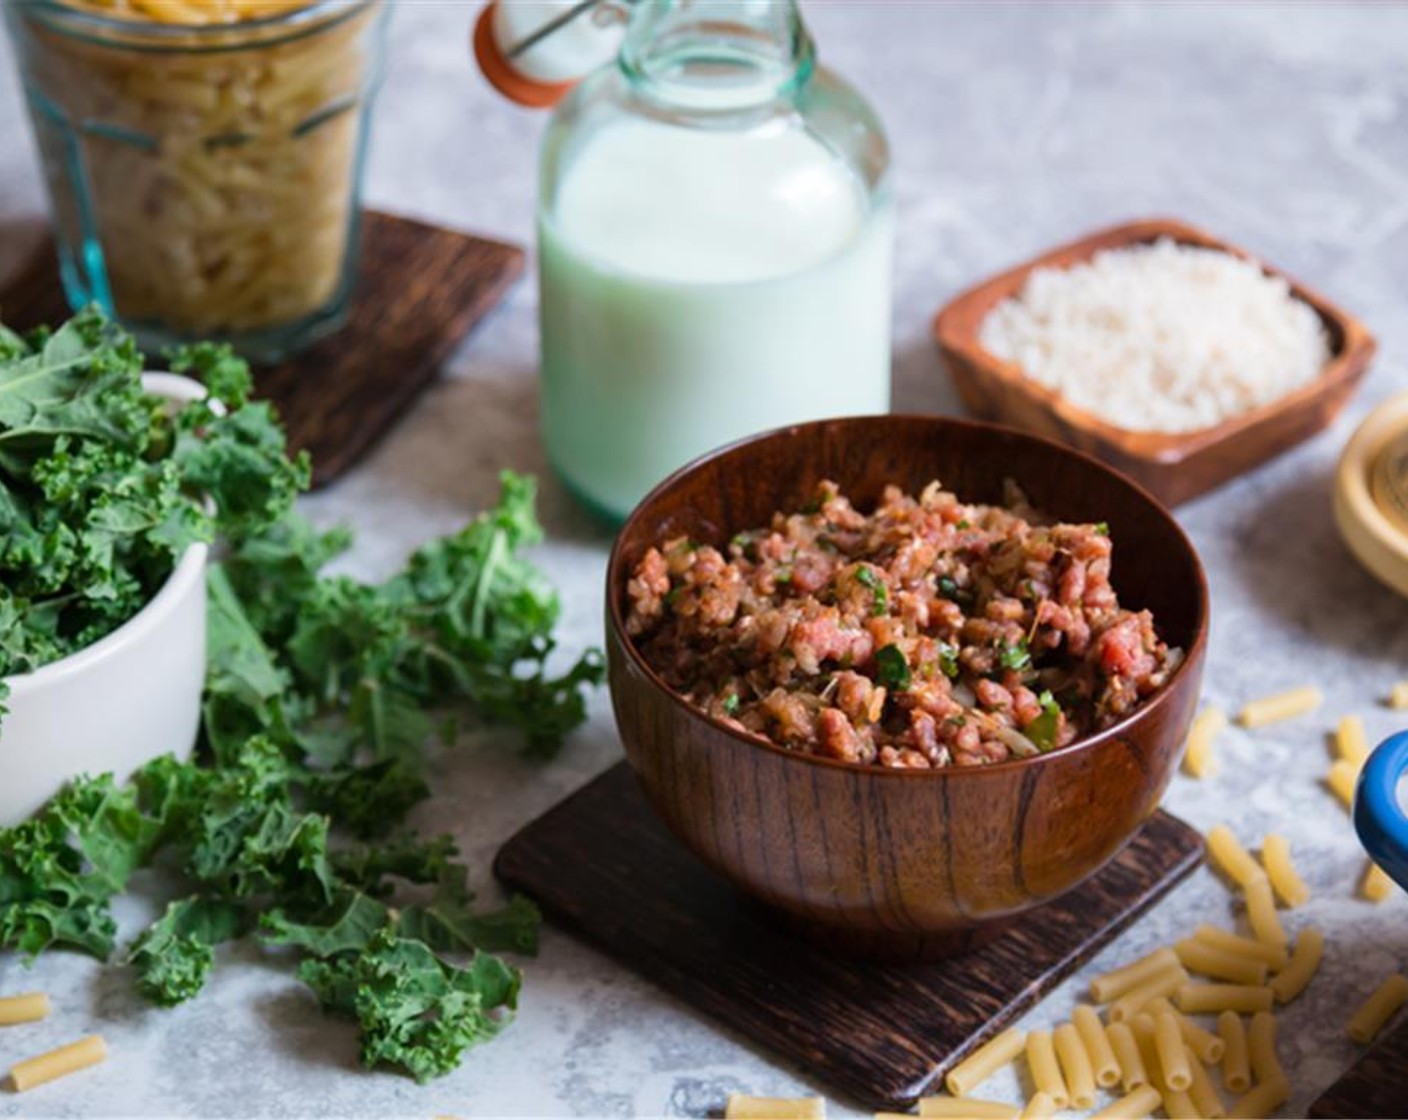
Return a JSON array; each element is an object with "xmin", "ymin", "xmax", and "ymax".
[{"xmin": 0, "ymin": 373, "xmax": 210, "ymax": 825}]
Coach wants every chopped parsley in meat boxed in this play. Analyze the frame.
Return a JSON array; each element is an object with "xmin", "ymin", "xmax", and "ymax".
[{"xmin": 624, "ymin": 479, "xmax": 1181, "ymax": 769}]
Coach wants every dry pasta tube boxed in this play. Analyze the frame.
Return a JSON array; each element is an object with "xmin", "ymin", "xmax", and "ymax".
[
  {"xmin": 944, "ymin": 1027, "xmax": 1026, "ymax": 1097},
  {"xmin": 1390, "ymin": 681, "xmax": 1408, "ymax": 709},
  {"xmin": 1159, "ymin": 1088, "xmax": 1198, "ymax": 1119},
  {"xmin": 1268, "ymin": 927, "xmax": 1323, "ymax": 1005},
  {"xmin": 1259, "ymin": 834, "xmax": 1309, "ymax": 908},
  {"xmin": 1129, "ymin": 1015, "xmax": 1162, "ymax": 1091},
  {"xmin": 1017, "ymin": 1093, "xmax": 1056, "ymax": 1120},
  {"xmin": 1228, "ymin": 1074, "xmax": 1288, "ymax": 1120},
  {"xmin": 1361, "ymin": 860, "xmax": 1395, "ymax": 902},
  {"xmin": 724, "ymin": 1096, "xmax": 825, "ymax": 1119},
  {"xmin": 1192, "ymin": 925, "xmax": 1288, "ymax": 970},
  {"xmin": 1217, "ymin": 1011, "xmax": 1251, "ymax": 1094},
  {"xmin": 1335, "ymin": 714, "xmax": 1370, "ymax": 767},
  {"xmin": 1206, "ymin": 826, "xmax": 1267, "ymax": 891},
  {"xmin": 1052, "ymin": 1023, "xmax": 1096, "ymax": 1109},
  {"xmin": 1089, "ymin": 947, "xmax": 1182, "ymax": 1004},
  {"xmin": 0, "ymin": 992, "xmax": 51, "ymax": 1026},
  {"xmin": 1182, "ymin": 706, "xmax": 1226, "ymax": 778},
  {"xmin": 1246, "ymin": 1012, "xmax": 1284, "ymax": 1087},
  {"xmin": 1327, "ymin": 760, "xmax": 1358, "ymax": 809},
  {"xmin": 1176, "ymin": 984, "xmax": 1274, "ymax": 1015},
  {"xmin": 1024, "ymin": 1031, "xmax": 1067, "ymax": 1109},
  {"xmin": 1237, "ymin": 685, "xmax": 1321, "ymax": 728},
  {"xmin": 1144, "ymin": 998, "xmax": 1224, "ymax": 1064},
  {"xmin": 1072, "ymin": 1005, "xmax": 1120, "ymax": 1089},
  {"xmin": 1106, "ymin": 1020, "xmax": 1147, "ymax": 1091},
  {"xmin": 1187, "ymin": 1050, "xmax": 1227, "ymax": 1119},
  {"xmin": 1108, "ymin": 966, "xmax": 1189, "ymax": 1022},
  {"xmin": 1174, "ymin": 938, "xmax": 1268, "ymax": 986},
  {"xmin": 1243, "ymin": 879, "xmax": 1287, "ymax": 949},
  {"xmin": 1092, "ymin": 1084, "xmax": 1161, "ymax": 1119},
  {"xmin": 914, "ymin": 1099, "xmax": 1016, "ymax": 1119},
  {"xmin": 1153, "ymin": 1012, "xmax": 1192, "ymax": 1092},
  {"xmin": 8, "ymin": 1035, "xmax": 107, "ymax": 1093},
  {"xmin": 1347, "ymin": 973, "xmax": 1408, "ymax": 1044}
]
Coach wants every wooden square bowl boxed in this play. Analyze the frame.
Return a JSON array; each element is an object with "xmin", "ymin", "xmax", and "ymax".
[{"xmin": 933, "ymin": 218, "xmax": 1377, "ymax": 506}]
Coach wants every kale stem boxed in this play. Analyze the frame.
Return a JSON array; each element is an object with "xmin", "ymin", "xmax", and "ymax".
[{"xmin": 467, "ymin": 528, "xmax": 507, "ymax": 642}]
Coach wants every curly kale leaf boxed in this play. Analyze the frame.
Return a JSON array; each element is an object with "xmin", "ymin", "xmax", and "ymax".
[
  {"xmin": 0, "ymin": 774, "xmax": 165, "ymax": 958},
  {"xmin": 129, "ymin": 896, "xmax": 245, "ymax": 1006},
  {"xmin": 217, "ymin": 513, "xmax": 354, "ymax": 649},
  {"xmin": 330, "ymin": 834, "xmax": 459, "ymax": 895},
  {"xmin": 165, "ymin": 740, "xmax": 335, "ymax": 909},
  {"xmin": 220, "ymin": 470, "xmax": 604, "ymax": 764},
  {"xmin": 0, "ymin": 309, "xmax": 146, "ymax": 476},
  {"xmin": 298, "ymin": 931, "xmax": 521, "ymax": 1084},
  {"xmin": 300, "ymin": 759, "xmax": 430, "ymax": 842},
  {"xmin": 260, "ymin": 890, "xmax": 393, "ymax": 958},
  {"xmin": 396, "ymin": 877, "xmax": 541, "ymax": 957}
]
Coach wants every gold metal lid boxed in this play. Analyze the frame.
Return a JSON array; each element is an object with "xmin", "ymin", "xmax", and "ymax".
[{"xmin": 1335, "ymin": 391, "xmax": 1408, "ymax": 599}]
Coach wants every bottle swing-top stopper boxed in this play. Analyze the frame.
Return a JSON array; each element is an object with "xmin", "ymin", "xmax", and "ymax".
[{"xmin": 473, "ymin": 0, "xmax": 631, "ymax": 108}]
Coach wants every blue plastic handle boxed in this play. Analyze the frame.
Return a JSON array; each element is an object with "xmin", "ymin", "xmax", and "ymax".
[{"xmin": 1356, "ymin": 730, "xmax": 1408, "ymax": 894}]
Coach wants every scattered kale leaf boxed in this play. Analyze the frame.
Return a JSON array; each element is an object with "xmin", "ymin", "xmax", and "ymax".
[
  {"xmin": 299, "ymin": 931, "xmax": 521, "ymax": 1084},
  {"xmin": 0, "ymin": 774, "xmax": 161, "ymax": 959},
  {"xmin": 260, "ymin": 889, "xmax": 394, "ymax": 959},
  {"xmin": 394, "ymin": 869, "xmax": 541, "ymax": 957},
  {"xmin": 129, "ymin": 896, "xmax": 246, "ymax": 1006}
]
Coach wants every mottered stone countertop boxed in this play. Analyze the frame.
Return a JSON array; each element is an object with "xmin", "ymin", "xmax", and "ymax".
[{"xmin": 1, "ymin": 3, "xmax": 1406, "ymax": 1117}]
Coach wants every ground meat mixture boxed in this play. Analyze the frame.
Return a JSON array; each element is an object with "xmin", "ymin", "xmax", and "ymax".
[{"xmin": 624, "ymin": 479, "xmax": 1182, "ymax": 769}]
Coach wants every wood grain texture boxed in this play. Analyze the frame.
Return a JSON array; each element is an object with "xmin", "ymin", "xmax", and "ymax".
[
  {"xmin": 0, "ymin": 211, "xmax": 524, "ymax": 488},
  {"xmin": 932, "ymin": 217, "xmax": 1376, "ymax": 507},
  {"xmin": 605, "ymin": 415, "xmax": 1209, "ymax": 959},
  {"xmin": 1309, "ymin": 1017, "xmax": 1408, "ymax": 1117},
  {"xmin": 495, "ymin": 761, "xmax": 1204, "ymax": 1110}
]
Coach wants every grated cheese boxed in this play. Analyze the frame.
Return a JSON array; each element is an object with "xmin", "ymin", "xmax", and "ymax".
[{"xmin": 979, "ymin": 238, "xmax": 1330, "ymax": 433}]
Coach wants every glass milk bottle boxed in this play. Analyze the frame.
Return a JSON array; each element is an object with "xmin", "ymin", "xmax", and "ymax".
[{"xmin": 481, "ymin": 0, "xmax": 894, "ymax": 521}]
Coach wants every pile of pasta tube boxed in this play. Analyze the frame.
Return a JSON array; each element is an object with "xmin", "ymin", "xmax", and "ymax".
[
  {"xmin": 911, "ymin": 933, "xmax": 1294, "ymax": 1120},
  {"xmin": 880, "ymin": 826, "xmax": 1399, "ymax": 1120},
  {"xmin": 1, "ymin": 991, "xmax": 108, "ymax": 1093}
]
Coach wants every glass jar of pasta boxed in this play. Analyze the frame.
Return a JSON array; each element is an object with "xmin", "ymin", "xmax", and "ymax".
[{"xmin": 4, "ymin": 0, "xmax": 389, "ymax": 362}]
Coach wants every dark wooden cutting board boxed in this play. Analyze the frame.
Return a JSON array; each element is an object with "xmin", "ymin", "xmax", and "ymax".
[
  {"xmin": 0, "ymin": 211, "xmax": 524, "ymax": 488},
  {"xmin": 1309, "ymin": 1018, "xmax": 1408, "ymax": 1118},
  {"xmin": 495, "ymin": 761, "xmax": 1204, "ymax": 1110}
]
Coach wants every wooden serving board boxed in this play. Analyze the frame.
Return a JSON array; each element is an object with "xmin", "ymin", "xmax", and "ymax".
[
  {"xmin": 1309, "ymin": 1018, "xmax": 1408, "ymax": 1118},
  {"xmin": 495, "ymin": 761, "xmax": 1204, "ymax": 1110},
  {"xmin": 0, "ymin": 211, "xmax": 525, "ymax": 488}
]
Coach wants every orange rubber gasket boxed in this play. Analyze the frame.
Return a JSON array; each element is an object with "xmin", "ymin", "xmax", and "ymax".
[{"xmin": 473, "ymin": 2, "xmax": 577, "ymax": 109}]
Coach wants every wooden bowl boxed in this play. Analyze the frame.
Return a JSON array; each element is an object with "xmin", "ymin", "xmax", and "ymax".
[
  {"xmin": 933, "ymin": 218, "xmax": 1377, "ymax": 507},
  {"xmin": 605, "ymin": 415, "xmax": 1209, "ymax": 960}
]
